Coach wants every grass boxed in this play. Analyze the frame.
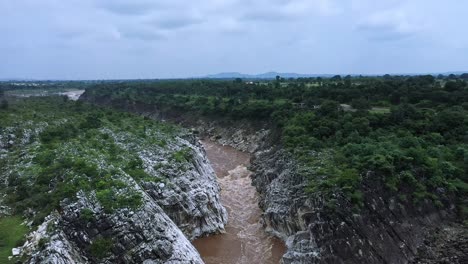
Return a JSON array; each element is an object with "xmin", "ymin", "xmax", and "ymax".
[{"xmin": 0, "ymin": 216, "xmax": 29, "ymax": 263}]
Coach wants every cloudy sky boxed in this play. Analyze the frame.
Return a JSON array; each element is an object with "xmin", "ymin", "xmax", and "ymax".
[{"xmin": 1, "ymin": 0, "xmax": 467, "ymax": 79}]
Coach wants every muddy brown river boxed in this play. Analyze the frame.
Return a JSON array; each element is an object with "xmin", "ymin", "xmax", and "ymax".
[{"xmin": 193, "ymin": 140, "xmax": 286, "ymax": 264}]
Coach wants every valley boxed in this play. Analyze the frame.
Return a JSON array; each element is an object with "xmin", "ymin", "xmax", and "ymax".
[{"xmin": 0, "ymin": 75, "xmax": 467, "ymax": 263}]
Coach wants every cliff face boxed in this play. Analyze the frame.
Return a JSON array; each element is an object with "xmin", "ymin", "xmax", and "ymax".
[
  {"xmin": 0, "ymin": 98, "xmax": 227, "ymax": 263},
  {"xmin": 17, "ymin": 136, "xmax": 227, "ymax": 263},
  {"xmin": 251, "ymin": 144, "xmax": 464, "ymax": 264},
  {"xmin": 24, "ymin": 190, "xmax": 204, "ymax": 264},
  {"xmin": 144, "ymin": 136, "xmax": 228, "ymax": 240}
]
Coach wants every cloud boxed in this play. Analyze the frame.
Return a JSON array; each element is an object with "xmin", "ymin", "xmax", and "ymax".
[
  {"xmin": 356, "ymin": 9, "xmax": 419, "ymax": 41},
  {"xmin": 118, "ymin": 26, "xmax": 164, "ymax": 41},
  {"xmin": 144, "ymin": 13, "xmax": 204, "ymax": 30},
  {"xmin": 1, "ymin": 0, "xmax": 468, "ymax": 79},
  {"xmin": 156, "ymin": 17, "xmax": 203, "ymax": 30},
  {"xmin": 241, "ymin": 0, "xmax": 341, "ymax": 22},
  {"xmin": 95, "ymin": 0, "xmax": 160, "ymax": 15}
]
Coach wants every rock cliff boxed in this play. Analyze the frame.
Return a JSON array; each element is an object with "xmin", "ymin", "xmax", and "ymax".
[
  {"xmin": 24, "ymin": 189, "xmax": 205, "ymax": 264},
  {"xmin": 16, "ymin": 135, "xmax": 227, "ymax": 263},
  {"xmin": 80, "ymin": 93, "xmax": 467, "ymax": 264},
  {"xmin": 250, "ymin": 143, "xmax": 465, "ymax": 264},
  {"xmin": 0, "ymin": 100, "xmax": 226, "ymax": 263}
]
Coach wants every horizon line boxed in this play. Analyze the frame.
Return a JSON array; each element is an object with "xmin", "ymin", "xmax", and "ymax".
[{"xmin": 1, "ymin": 70, "xmax": 468, "ymax": 81}]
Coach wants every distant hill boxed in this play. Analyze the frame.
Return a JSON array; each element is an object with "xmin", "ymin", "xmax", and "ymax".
[{"xmin": 204, "ymin": 72, "xmax": 334, "ymax": 79}]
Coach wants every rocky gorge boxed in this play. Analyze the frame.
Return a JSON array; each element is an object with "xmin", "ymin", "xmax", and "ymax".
[{"xmin": 80, "ymin": 92, "xmax": 468, "ymax": 264}]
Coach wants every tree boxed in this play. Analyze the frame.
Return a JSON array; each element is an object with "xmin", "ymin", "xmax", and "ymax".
[
  {"xmin": 351, "ymin": 98, "xmax": 371, "ymax": 110},
  {"xmin": 317, "ymin": 77, "xmax": 323, "ymax": 87},
  {"xmin": 0, "ymin": 99, "xmax": 8, "ymax": 110},
  {"xmin": 344, "ymin": 75, "xmax": 352, "ymax": 87},
  {"xmin": 331, "ymin": 75, "xmax": 342, "ymax": 81},
  {"xmin": 444, "ymin": 81, "xmax": 465, "ymax": 92},
  {"xmin": 318, "ymin": 100, "xmax": 341, "ymax": 117},
  {"xmin": 460, "ymin": 73, "xmax": 468, "ymax": 80},
  {"xmin": 275, "ymin": 75, "xmax": 281, "ymax": 89}
]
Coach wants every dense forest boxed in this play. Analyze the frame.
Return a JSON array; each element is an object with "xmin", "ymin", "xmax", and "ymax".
[{"xmin": 84, "ymin": 75, "xmax": 468, "ymax": 220}]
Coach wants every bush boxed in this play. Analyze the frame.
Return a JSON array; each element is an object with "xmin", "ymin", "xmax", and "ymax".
[
  {"xmin": 39, "ymin": 123, "xmax": 78, "ymax": 143},
  {"xmin": 351, "ymin": 98, "xmax": 371, "ymax": 110},
  {"xmin": 38, "ymin": 237, "xmax": 49, "ymax": 250},
  {"xmin": 96, "ymin": 189, "xmax": 116, "ymax": 213},
  {"xmin": 80, "ymin": 208, "xmax": 94, "ymax": 222},
  {"xmin": 171, "ymin": 148, "xmax": 192, "ymax": 163},
  {"xmin": 79, "ymin": 114, "xmax": 102, "ymax": 129},
  {"xmin": 0, "ymin": 99, "xmax": 8, "ymax": 110},
  {"xmin": 89, "ymin": 238, "xmax": 113, "ymax": 259}
]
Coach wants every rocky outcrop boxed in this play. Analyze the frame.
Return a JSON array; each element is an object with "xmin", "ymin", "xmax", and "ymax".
[
  {"xmin": 411, "ymin": 224, "xmax": 468, "ymax": 263},
  {"xmin": 23, "ymin": 189, "xmax": 204, "ymax": 264},
  {"xmin": 142, "ymin": 136, "xmax": 227, "ymax": 239},
  {"xmin": 251, "ymin": 144, "xmax": 461, "ymax": 264},
  {"xmin": 21, "ymin": 215, "xmax": 88, "ymax": 264},
  {"xmin": 15, "ymin": 131, "xmax": 226, "ymax": 263}
]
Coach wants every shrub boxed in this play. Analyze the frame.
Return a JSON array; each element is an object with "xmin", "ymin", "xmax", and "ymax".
[
  {"xmin": 0, "ymin": 99, "xmax": 8, "ymax": 110},
  {"xmin": 96, "ymin": 189, "xmax": 116, "ymax": 213},
  {"xmin": 39, "ymin": 123, "xmax": 78, "ymax": 143},
  {"xmin": 171, "ymin": 148, "xmax": 192, "ymax": 163},
  {"xmin": 38, "ymin": 237, "xmax": 49, "ymax": 250},
  {"xmin": 89, "ymin": 238, "xmax": 113, "ymax": 259},
  {"xmin": 80, "ymin": 208, "xmax": 94, "ymax": 222}
]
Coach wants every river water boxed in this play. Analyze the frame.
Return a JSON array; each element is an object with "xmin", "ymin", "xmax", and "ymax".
[{"xmin": 193, "ymin": 140, "xmax": 286, "ymax": 264}]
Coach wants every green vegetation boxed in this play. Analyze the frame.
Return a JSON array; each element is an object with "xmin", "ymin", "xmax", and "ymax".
[
  {"xmin": 0, "ymin": 100, "xmax": 8, "ymax": 110},
  {"xmin": 83, "ymin": 75, "xmax": 468, "ymax": 215},
  {"xmin": 172, "ymin": 148, "xmax": 193, "ymax": 163},
  {"xmin": 0, "ymin": 216, "xmax": 28, "ymax": 263},
  {"xmin": 0, "ymin": 96, "xmax": 183, "ymax": 225},
  {"xmin": 1, "ymin": 74, "xmax": 466, "ymax": 230},
  {"xmin": 79, "ymin": 208, "xmax": 95, "ymax": 222},
  {"xmin": 89, "ymin": 238, "xmax": 113, "ymax": 259}
]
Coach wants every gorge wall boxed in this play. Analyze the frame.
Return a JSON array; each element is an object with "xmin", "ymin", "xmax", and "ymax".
[
  {"xmin": 22, "ymin": 136, "xmax": 226, "ymax": 263},
  {"xmin": 81, "ymin": 94, "xmax": 467, "ymax": 264},
  {"xmin": 1, "ymin": 100, "xmax": 227, "ymax": 263}
]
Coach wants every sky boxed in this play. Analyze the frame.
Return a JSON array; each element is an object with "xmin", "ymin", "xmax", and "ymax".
[{"xmin": 1, "ymin": 0, "xmax": 468, "ymax": 79}]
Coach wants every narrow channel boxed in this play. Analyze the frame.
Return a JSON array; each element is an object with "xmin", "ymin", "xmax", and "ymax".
[{"xmin": 193, "ymin": 140, "xmax": 286, "ymax": 264}]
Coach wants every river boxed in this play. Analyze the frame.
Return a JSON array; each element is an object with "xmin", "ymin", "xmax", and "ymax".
[{"xmin": 193, "ymin": 140, "xmax": 286, "ymax": 264}]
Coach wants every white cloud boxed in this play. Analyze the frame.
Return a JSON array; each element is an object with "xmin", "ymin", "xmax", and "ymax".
[
  {"xmin": 1, "ymin": 0, "xmax": 468, "ymax": 79},
  {"xmin": 356, "ymin": 9, "xmax": 420, "ymax": 40}
]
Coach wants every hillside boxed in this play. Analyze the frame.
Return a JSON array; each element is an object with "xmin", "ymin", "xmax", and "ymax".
[{"xmin": 0, "ymin": 97, "xmax": 226, "ymax": 263}]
